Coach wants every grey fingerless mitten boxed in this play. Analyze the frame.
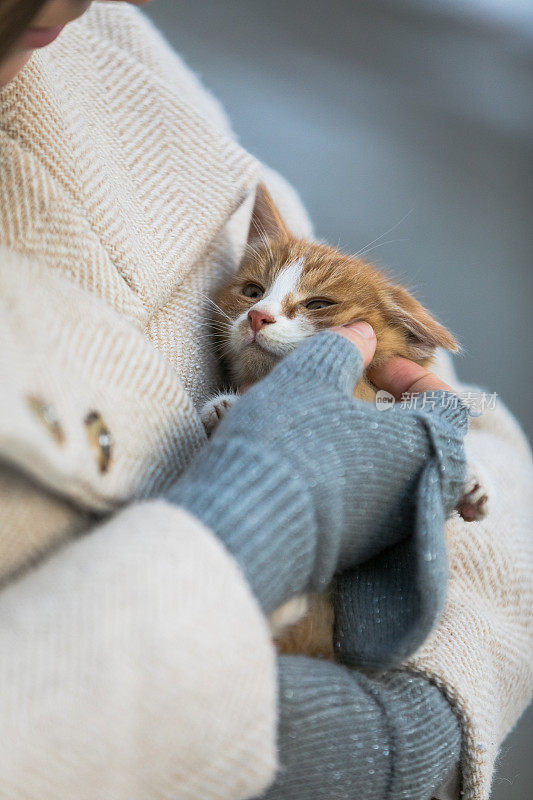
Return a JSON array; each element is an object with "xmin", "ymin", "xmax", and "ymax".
[{"xmin": 168, "ymin": 331, "xmax": 467, "ymax": 800}]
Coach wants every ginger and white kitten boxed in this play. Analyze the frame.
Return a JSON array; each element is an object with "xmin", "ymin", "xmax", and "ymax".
[{"xmin": 201, "ymin": 183, "xmax": 489, "ymax": 658}]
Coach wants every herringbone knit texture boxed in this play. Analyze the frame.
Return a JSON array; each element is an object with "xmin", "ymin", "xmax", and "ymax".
[
  {"xmin": 0, "ymin": 1, "xmax": 260, "ymax": 572},
  {"xmin": 0, "ymin": 1, "xmax": 258, "ymax": 351}
]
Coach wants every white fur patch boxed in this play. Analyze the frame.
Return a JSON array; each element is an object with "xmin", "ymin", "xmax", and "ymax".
[
  {"xmin": 255, "ymin": 258, "xmax": 305, "ymax": 317},
  {"xmin": 268, "ymin": 595, "xmax": 309, "ymax": 636}
]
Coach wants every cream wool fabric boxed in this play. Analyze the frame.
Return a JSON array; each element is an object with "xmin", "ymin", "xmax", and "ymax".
[
  {"xmin": 0, "ymin": 3, "xmax": 531, "ymax": 800},
  {"xmin": 0, "ymin": 4, "xmax": 278, "ymax": 799},
  {"xmin": 0, "ymin": 499, "xmax": 277, "ymax": 800},
  {"xmin": 407, "ymin": 350, "xmax": 533, "ymax": 800}
]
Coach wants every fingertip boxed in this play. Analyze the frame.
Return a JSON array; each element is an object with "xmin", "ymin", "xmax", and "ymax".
[{"xmin": 331, "ymin": 321, "xmax": 377, "ymax": 368}]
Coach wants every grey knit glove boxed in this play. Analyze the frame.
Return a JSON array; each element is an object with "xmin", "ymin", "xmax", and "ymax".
[{"xmin": 170, "ymin": 331, "xmax": 467, "ymax": 649}]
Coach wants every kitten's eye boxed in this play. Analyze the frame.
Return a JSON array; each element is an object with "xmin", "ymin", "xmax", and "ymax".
[
  {"xmin": 305, "ymin": 299, "xmax": 334, "ymax": 311},
  {"xmin": 242, "ymin": 283, "xmax": 264, "ymax": 299}
]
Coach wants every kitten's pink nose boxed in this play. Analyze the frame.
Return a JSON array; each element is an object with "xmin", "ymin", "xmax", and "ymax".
[{"xmin": 248, "ymin": 309, "xmax": 275, "ymax": 333}]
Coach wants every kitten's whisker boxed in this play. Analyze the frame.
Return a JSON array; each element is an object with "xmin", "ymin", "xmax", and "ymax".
[
  {"xmin": 208, "ymin": 316, "xmax": 232, "ymax": 328},
  {"xmin": 197, "ymin": 293, "xmax": 233, "ymax": 322},
  {"xmin": 208, "ymin": 337, "xmax": 232, "ymax": 347},
  {"xmin": 251, "ymin": 218, "xmax": 274, "ymax": 261},
  {"xmin": 205, "ymin": 327, "xmax": 232, "ymax": 343},
  {"xmin": 352, "ymin": 210, "xmax": 413, "ymax": 259},
  {"xmin": 208, "ymin": 335, "xmax": 231, "ymax": 345},
  {"xmin": 206, "ymin": 315, "xmax": 232, "ymax": 326},
  {"xmin": 205, "ymin": 324, "xmax": 228, "ymax": 335},
  {"xmin": 209, "ymin": 323, "xmax": 232, "ymax": 332},
  {"xmin": 354, "ymin": 237, "xmax": 408, "ymax": 258},
  {"xmin": 215, "ymin": 343, "xmax": 234, "ymax": 359},
  {"xmin": 242, "ymin": 242, "xmax": 263, "ymax": 261}
]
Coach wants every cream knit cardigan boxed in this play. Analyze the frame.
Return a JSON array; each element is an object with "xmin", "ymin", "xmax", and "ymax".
[{"xmin": 0, "ymin": 5, "xmax": 531, "ymax": 800}]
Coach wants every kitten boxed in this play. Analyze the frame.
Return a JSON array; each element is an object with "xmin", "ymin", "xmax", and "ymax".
[{"xmin": 201, "ymin": 183, "xmax": 489, "ymax": 657}]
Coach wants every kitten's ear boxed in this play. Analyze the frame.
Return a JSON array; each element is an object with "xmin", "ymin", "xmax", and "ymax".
[
  {"xmin": 248, "ymin": 182, "xmax": 290, "ymax": 245},
  {"xmin": 385, "ymin": 284, "xmax": 459, "ymax": 359}
]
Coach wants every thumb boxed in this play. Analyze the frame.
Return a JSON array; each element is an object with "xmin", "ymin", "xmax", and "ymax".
[
  {"xmin": 330, "ymin": 321, "xmax": 377, "ymax": 369},
  {"xmin": 368, "ymin": 356, "xmax": 454, "ymax": 399}
]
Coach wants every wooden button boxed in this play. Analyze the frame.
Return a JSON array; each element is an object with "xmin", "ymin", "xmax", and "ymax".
[
  {"xmin": 27, "ymin": 396, "xmax": 64, "ymax": 444},
  {"xmin": 84, "ymin": 411, "xmax": 113, "ymax": 473}
]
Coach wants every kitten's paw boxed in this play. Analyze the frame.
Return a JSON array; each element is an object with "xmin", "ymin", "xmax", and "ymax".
[
  {"xmin": 269, "ymin": 595, "xmax": 309, "ymax": 637},
  {"xmin": 456, "ymin": 466, "xmax": 490, "ymax": 522},
  {"xmin": 200, "ymin": 393, "xmax": 238, "ymax": 436}
]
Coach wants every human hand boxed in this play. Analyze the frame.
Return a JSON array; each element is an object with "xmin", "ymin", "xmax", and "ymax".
[
  {"xmin": 332, "ymin": 321, "xmax": 456, "ymax": 397},
  {"xmin": 369, "ymin": 355, "xmax": 455, "ymax": 397},
  {"xmin": 242, "ymin": 320, "xmax": 456, "ymax": 398}
]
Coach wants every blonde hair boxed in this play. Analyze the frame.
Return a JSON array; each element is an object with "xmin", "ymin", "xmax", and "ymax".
[{"xmin": 0, "ymin": 0, "xmax": 47, "ymax": 63}]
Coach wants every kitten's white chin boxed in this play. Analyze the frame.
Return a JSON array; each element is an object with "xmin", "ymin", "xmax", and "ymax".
[
  {"xmin": 233, "ymin": 343, "xmax": 281, "ymax": 384},
  {"xmin": 227, "ymin": 316, "xmax": 315, "ymax": 385}
]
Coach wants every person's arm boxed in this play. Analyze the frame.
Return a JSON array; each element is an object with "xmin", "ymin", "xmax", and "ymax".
[
  {"xmin": 256, "ymin": 353, "xmax": 467, "ymax": 800},
  {"xmin": 402, "ymin": 350, "xmax": 533, "ymax": 800},
  {"xmin": 0, "ymin": 498, "xmax": 277, "ymax": 800},
  {"xmin": 0, "ymin": 324, "xmax": 466, "ymax": 800},
  {"xmin": 168, "ymin": 329, "xmax": 467, "ymax": 800}
]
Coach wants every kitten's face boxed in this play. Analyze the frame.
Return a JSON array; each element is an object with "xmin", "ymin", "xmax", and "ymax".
[{"xmin": 214, "ymin": 185, "xmax": 458, "ymax": 387}]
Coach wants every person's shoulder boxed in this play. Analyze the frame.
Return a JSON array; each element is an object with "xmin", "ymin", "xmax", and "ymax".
[
  {"xmin": 78, "ymin": 3, "xmax": 233, "ymax": 135},
  {"xmin": 80, "ymin": 2, "xmax": 160, "ymax": 62}
]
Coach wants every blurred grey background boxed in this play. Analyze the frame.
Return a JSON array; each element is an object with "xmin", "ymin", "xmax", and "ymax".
[{"xmin": 145, "ymin": 1, "xmax": 532, "ymax": 797}]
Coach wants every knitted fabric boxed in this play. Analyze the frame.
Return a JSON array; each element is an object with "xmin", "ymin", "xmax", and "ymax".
[
  {"xmin": 261, "ymin": 660, "xmax": 461, "ymax": 800},
  {"xmin": 171, "ymin": 330, "xmax": 468, "ymax": 799}
]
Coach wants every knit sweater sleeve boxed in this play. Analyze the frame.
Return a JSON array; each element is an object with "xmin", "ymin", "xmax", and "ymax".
[
  {"xmin": 404, "ymin": 351, "xmax": 533, "ymax": 800},
  {"xmin": 260, "ymin": 658, "xmax": 461, "ymax": 800},
  {"xmin": 0, "ymin": 499, "xmax": 277, "ymax": 800}
]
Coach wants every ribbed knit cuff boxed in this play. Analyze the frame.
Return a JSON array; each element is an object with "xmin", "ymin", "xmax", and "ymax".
[
  {"xmin": 261, "ymin": 659, "xmax": 461, "ymax": 800},
  {"xmin": 168, "ymin": 436, "xmax": 317, "ymax": 613},
  {"xmin": 378, "ymin": 671, "xmax": 462, "ymax": 800},
  {"xmin": 333, "ymin": 455, "xmax": 450, "ymax": 670},
  {"xmin": 428, "ymin": 391, "xmax": 470, "ymax": 432},
  {"xmin": 417, "ymin": 390, "xmax": 469, "ymax": 513}
]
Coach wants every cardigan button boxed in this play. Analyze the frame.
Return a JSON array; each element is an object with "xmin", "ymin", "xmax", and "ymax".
[
  {"xmin": 84, "ymin": 411, "xmax": 113, "ymax": 473},
  {"xmin": 26, "ymin": 396, "xmax": 65, "ymax": 445}
]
